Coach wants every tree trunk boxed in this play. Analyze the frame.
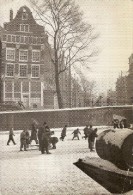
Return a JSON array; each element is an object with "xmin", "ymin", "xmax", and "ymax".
[
  {"xmin": 55, "ymin": 71, "xmax": 63, "ymax": 109},
  {"xmin": 54, "ymin": 33, "xmax": 63, "ymax": 109}
]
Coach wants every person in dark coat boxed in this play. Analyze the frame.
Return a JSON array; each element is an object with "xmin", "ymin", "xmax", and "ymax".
[
  {"xmin": 41, "ymin": 126, "xmax": 51, "ymax": 154},
  {"xmin": 50, "ymin": 137, "xmax": 58, "ymax": 149},
  {"xmin": 38, "ymin": 122, "xmax": 47, "ymax": 151},
  {"xmin": 25, "ymin": 129, "xmax": 30, "ymax": 148},
  {"xmin": 87, "ymin": 125, "xmax": 94, "ymax": 149},
  {"xmin": 113, "ymin": 119, "xmax": 119, "ymax": 129},
  {"xmin": 72, "ymin": 128, "xmax": 81, "ymax": 140},
  {"xmin": 60, "ymin": 125, "xmax": 67, "ymax": 141},
  {"xmin": 20, "ymin": 130, "xmax": 27, "ymax": 151},
  {"xmin": 89, "ymin": 128, "xmax": 98, "ymax": 152},
  {"xmin": 30, "ymin": 119, "xmax": 38, "ymax": 144},
  {"xmin": 7, "ymin": 128, "xmax": 16, "ymax": 145},
  {"xmin": 82, "ymin": 125, "xmax": 89, "ymax": 139}
]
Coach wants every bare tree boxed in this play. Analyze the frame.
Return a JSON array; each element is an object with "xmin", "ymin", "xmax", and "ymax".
[
  {"xmin": 77, "ymin": 73, "xmax": 96, "ymax": 106},
  {"xmin": 30, "ymin": 0, "xmax": 98, "ymax": 108}
]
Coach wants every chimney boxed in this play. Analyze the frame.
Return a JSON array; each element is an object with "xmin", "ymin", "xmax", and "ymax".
[{"xmin": 10, "ymin": 9, "xmax": 13, "ymax": 21}]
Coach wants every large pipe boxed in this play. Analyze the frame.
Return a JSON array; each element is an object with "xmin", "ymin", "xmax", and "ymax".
[{"xmin": 96, "ymin": 129, "xmax": 133, "ymax": 171}]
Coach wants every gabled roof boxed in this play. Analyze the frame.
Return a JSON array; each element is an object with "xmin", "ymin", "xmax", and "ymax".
[{"xmin": 4, "ymin": 5, "xmax": 45, "ymax": 35}]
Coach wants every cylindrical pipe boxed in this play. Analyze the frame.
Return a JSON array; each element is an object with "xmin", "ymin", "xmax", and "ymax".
[{"xmin": 96, "ymin": 129, "xmax": 133, "ymax": 171}]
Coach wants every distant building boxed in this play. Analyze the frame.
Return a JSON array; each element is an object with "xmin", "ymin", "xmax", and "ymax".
[
  {"xmin": 127, "ymin": 54, "xmax": 133, "ymax": 104},
  {"xmin": 107, "ymin": 89, "xmax": 117, "ymax": 106},
  {"xmin": 116, "ymin": 75, "xmax": 128, "ymax": 105},
  {"xmin": 0, "ymin": 6, "xmax": 55, "ymax": 109},
  {"xmin": 116, "ymin": 53, "xmax": 133, "ymax": 105}
]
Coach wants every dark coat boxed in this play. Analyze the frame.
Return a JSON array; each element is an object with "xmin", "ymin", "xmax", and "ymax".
[
  {"xmin": 61, "ymin": 127, "xmax": 66, "ymax": 137},
  {"xmin": 31, "ymin": 124, "xmax": 37, "ymax": 140},
  {"xmin": 89, "ymin": 130, "xmax": 98, "ymax": 142}
]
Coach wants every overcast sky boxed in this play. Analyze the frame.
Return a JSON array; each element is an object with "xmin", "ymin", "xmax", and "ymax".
[{"xmin": 0, "ymin": 0, "xmax": 133, "ymax": 94}]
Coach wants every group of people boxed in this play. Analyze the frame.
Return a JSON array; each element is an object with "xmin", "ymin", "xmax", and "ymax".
[
  {"xmin": 7, "ymin": 121, "xmax": 98, "ymax": 153},
  {"xmin": 7, "ymin": 120, "xmax": 58, "ymax": 154},
  {"xmin": 113, "ymin": 119, "xmax": 127, "ymax": 129},
  {"xmin": 20, "ymin": 121, "xmax": 58, "ymax": 154},
  {"xmin": 60, "ymin": 124, "xmax": 98, "ymax": 152}
]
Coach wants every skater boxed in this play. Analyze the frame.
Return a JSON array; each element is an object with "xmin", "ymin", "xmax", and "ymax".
[
  {"xmin": 113, "ymin": 119, "xmax": 119, "ymax": 129},
  {"xmin": 72, "ymin": 128, "xmax": 81, "ymax": 140},
  {"xmin": 30, "ymin": 119, "xmax": 38, "ymax": 144},
  {"xmin": 88, "ymin": 128, "xmax": 98, "ymax": 152},
  {"xmin": 60, "ymin": 125, "xmax": 67, "ymax": 141},
  {"xmin": 20, "ymin": 130, "xmax": 27, "ymax": 151},
  {"xmin": 7, "ymin": 128, "xmax": 16, "ymax": 145},
  {"xmin": 38, "ymin": 122, "xmax": 47, "ymax": 151},
  {"xmin": 41, "ymin": 126, "xmax": 51, "ymax": 154},
  {"xmin": 25, "ymin": 129, "xmax": 30, "ymax": 148},
  {"xmin": 50, "ymin": 137, "xmax": 58, "ymax": 149},
  {"xmin": 83, "ymin": 125, "xmax": 89, "ymax": 139},
  {"xmin": 87, "ymin": 125, "xmax": 94, "ymax": 149}
]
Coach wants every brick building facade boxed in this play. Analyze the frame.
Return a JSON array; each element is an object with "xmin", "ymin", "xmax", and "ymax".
[{"xmin": 0, "ymin": 6, "xmax": 55, "ymax": 109}]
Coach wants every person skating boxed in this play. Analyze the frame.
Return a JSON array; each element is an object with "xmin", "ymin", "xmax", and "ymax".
[
  {"xmin": 20, "ymin": 130, "xmax": 27, "ymax": 151},
  {"xmin": 7, "ymin": 128, "xmax": 16, "ymax": 145},
  {"xmin": 87, "ymin": 125, "xmax": 94, "ymax": 149},
  {"xmin": 38, "ymin": 122, "xmax": 47, "ymax": 151},
  {"xmin": 41, "ymin": 126, "xmax": 51, "ymax": 154},
  {"xmin": 60, "ymin": 125, "xmax": 67, "ymax": 141},
  {"xmin": 88, "ymin": 128, "xmax": 98, "ymax": 152},
  {"xmin": 30, "ymin": 119, "xmax": 38, "ymax": 144},
  {"xmin": 25, "ymin": 129, "xmax": 30, "ymax": 148},
  {"xmin": 82, "ymin": 125, "xmax": 89, "ymax": 139},
  {"xmin": 72, "ymin": 128, "xmax": 81, "ymax": 140}
]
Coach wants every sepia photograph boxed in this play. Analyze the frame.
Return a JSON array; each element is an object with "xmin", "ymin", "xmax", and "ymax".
[{"xmin": 0, "ymin": 0, "xmax": 133, "ymax": 194}]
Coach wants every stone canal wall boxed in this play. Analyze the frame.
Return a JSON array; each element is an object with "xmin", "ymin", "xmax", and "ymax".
[{"xmin": 0, "ymin": 105, "xmax": 133, "ymax": 130}]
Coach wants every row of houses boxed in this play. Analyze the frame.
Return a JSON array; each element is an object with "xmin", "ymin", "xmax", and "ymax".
[
  {"xmin": 0, "ymin": 6, "xmax": 85, "ymax": 109},
  {"xmin": 107, "ymin": 53, "xmax": 133, "ymax": 105}
]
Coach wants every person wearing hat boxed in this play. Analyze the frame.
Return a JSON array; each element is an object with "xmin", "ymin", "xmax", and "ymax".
[
  {"xmin": 41, "ymin": 126, "xmax": 51, "ymax": 154},
  {"xmin": 30, "ymin": 119, "xmax": 39, "ymax": 144},
  {"xmin": 38, "ymin": 122, "xmax": 47, "ymax": 151},
  {"xmin": 20, "ymin": 129, "xmax": 27, "ymax": 151}
]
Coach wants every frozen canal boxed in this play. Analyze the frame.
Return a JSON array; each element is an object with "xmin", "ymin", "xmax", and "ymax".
[{"xmin": 0, "ymin": 127, "xmax": 111, "ymax": 195}]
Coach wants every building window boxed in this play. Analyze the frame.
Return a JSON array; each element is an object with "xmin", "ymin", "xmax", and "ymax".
[
  {"xmin": 37, "ymin": 37, "xmax": 41, "ymax": 44},
  {"xmin": 12, "ymin": 35, "xmax": 16, "ymax": 43},
  {"xmin": 6, "ymin": 64, "xmax": 14, "ymax": 77},
  {"xmin": 33, "ymin": 37, "xmax": 37, "ymax": 44},
  {"xmin": 31, "ymin": 65, "xmax": 40, "ymax": 78},
  {"xmin": 22, "ymin": 81, "xmax": 29, "ymax": 93},
  {"xmin": 19, "ymin": 50, "xmax": 28, "ymax": 61},
  {"xmin": 22, "ymin": 12, "xmax": 28, "ymax": 20},
  {"xmin": 31, "ymin": 81, "xmax": 41, "ymax": 99},
  {"xmin": 3, "ymin": 34, "xmax": 7, "ymax": 41},
  {"xmin": 24, "ymin": 36, "xmax": 29, "ymax": 43},
  {"xmin": 6, "ymin": 49, "xmax": 15, "ymax": 61},
  {"xmin": 32, "ymin": 51, "xmax": 40, "ymax": 62},
  {"xmin": 7, "ymin": 35, "xmax": 11, "ymax": 42},
  {"xmin": 16, "ymin": 35, "xmax": 20, "ymax": 43},
  {"xmin": 19, "ymin": 64, "xmax": 27, "ymax": 77},
  {"xmin": 20, "ymin": 24, "xmax": 29, "ymax": 32},
  {"xmin": 20, "ymin": 36, "xmax": 24, "ymax": 43},
  {"xmin": 5, "ymin": 81, "xmax": 13, "ymax": 100}
]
